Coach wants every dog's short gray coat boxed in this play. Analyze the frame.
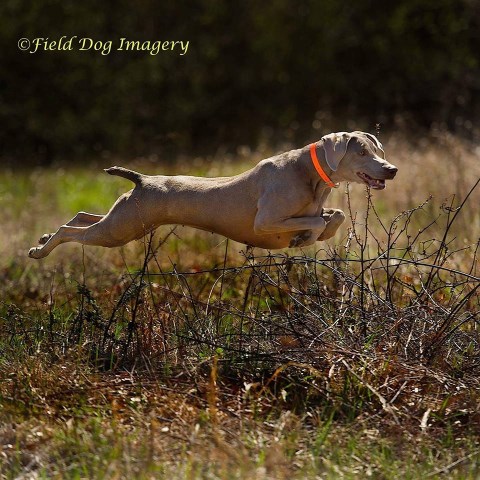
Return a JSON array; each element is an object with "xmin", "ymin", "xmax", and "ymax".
[{"xmin": 28, "ymin": 131, "xmax": 397, "ymax": 259}]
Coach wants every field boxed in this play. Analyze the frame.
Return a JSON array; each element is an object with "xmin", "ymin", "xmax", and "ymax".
[{"xmin": 1, "ymin": 132, "xmax": 479, "ymax": 479}]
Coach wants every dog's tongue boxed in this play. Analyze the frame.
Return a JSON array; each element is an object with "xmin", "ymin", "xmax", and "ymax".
[
  {"xmin": 369, "ymin": 178, "xmax": 385, "ymax": 190},
  {"xmin": 358, "ymin": 172, "xmax": 386, "ymax": 189}
]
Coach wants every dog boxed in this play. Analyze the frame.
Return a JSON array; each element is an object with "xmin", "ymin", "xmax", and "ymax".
[{"xmin": 28, "ymin": 131, "xmax": 397, "ymax": 259}]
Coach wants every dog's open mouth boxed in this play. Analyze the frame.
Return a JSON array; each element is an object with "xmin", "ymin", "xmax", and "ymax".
[{"xmin": 357, "ymin": 172, "xmax": 386, "ymax": 190}]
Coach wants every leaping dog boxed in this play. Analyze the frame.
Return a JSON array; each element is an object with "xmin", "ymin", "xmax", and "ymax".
[{"xmin": 28, "ymin": 131, "xmax": 397, "ymax": 259}]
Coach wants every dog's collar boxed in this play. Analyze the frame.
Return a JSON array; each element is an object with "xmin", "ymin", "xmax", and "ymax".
[{"xmin": 309, "ymin": 143, "xmax": 338, "ymax": 188}]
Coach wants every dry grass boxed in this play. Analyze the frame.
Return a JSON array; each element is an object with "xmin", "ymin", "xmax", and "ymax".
[{"xmin": 1, "ymin": 131, "xmax": 479, "ymax": 479}]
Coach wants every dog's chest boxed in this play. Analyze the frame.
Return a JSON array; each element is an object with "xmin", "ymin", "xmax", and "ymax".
[
  {"xmin": 312, "ymin": 186, "xmax": 331, "ymax": 210},
  {"xmin": 297, "ymin": 186, "xmax": 330, "ymax": 217}
]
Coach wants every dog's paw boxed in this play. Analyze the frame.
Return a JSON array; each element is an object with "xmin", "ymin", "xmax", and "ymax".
[
  {"xmin": 317, "ymin": 209, "xmax": 346, "ymax": 241},
  {"xmin": 289, "ymin": 231, "xmax": 311, "ymax": 248},
  {"xmin": 38, "ymin": 233, "xmax": 53, "ymax": 245},
  {"xmin": 28, "ymin": 246, "xmax": 44, "ymax": 259},
  {"xmin": 289, "ymin": 236, "xmax": 301, "ymax": 248}
]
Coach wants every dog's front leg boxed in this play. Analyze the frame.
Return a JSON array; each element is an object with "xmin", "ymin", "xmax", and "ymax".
[
  {"xmin": 254, "ymin": 191, "xmax": 327, "ymax": 248},
  {"xmin": 317, "ymin": 208, "xmax": 346, "ymax": 241},
  {"xmin": 254, "ymin": 214, "xmax": 326, "ymax": 248},
  {"xmin": 288, "ymin": 209, "xmax": 345, "ymax": 246}
]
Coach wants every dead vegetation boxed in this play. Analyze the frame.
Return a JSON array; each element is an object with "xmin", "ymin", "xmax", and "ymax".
[{"xmin": 1, "ymin": 132, "xmax": 479, "ymax": 478}]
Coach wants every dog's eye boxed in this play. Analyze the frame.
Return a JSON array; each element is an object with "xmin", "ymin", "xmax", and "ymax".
[{"xmin": 359, "ymin": 148, "xmax": 366, "ymax": 156}]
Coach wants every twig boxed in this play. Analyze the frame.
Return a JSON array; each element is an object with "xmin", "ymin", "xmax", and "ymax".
[
  {"xmin": 341, "ymin": 359, "xmax": 399, "ymax": 424},
  {"xmin": 425, "ymin": 449, "xmax": 480, "ymax": 478}
]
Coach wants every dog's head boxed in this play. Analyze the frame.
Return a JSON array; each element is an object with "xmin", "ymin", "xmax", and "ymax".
[{"xmin": 322, "ymin": 131, "xmax": 397, "ymax": 189}]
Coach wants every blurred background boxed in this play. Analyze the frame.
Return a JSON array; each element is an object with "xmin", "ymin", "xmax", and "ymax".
[{"xmin": 2, "ymin": 0, "xmax": 480, "ymax": 166}]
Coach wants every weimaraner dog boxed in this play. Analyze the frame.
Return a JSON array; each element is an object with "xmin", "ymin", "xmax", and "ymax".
[{"xmin": 28, "ymin": 131, "xmax": 397, "ymax": 259}]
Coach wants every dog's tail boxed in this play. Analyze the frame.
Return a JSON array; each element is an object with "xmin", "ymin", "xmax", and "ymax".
[{"xmin": 104, "ymin": 166, "xmax": 145, "ymax": 185}]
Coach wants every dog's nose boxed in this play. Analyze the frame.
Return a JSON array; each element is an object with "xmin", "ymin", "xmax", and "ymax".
[{"xmin": 385, "ymin": 165, "xmax": 398, "ymax": 177}]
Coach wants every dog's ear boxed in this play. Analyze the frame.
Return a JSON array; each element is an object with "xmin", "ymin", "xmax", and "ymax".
[
  {"xmin": 321, "ymin": 132, "xmax": 352, "ymax": 171},
  {"xmin": 363, "ymin": 132, "xmax": 386, "ymax": 159}
]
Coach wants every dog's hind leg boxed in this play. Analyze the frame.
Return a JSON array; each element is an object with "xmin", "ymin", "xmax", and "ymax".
[
  {"xmin": 38, "ymin": 212, "xmax": 105, "ymax": 245},
  {"xmin": 29, "ymin": 219, "xmax": 125, "ymax": 259},
  {"xmin": 66, "ymin": 212, "xmax": 105, "ymax": 227}
]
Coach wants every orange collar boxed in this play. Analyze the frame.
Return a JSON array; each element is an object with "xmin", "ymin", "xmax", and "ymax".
[{"xmin": 309, "ymin": 143, "xmax": 337, "ymax": 188}]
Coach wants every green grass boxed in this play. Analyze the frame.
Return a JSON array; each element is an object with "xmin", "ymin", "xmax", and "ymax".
[{"xmin": 1, "ymin": 133, "xmax": 480, "ymax": 478}]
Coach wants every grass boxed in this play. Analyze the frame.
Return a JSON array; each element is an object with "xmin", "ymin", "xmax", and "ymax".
[{"xmin": 1, "ymin": 131, "xmax": 480, "ymax": 479}]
